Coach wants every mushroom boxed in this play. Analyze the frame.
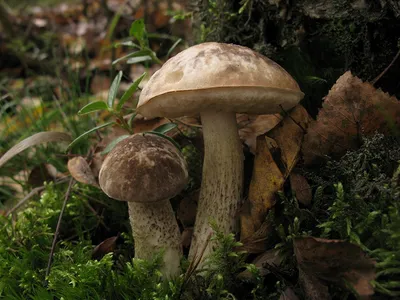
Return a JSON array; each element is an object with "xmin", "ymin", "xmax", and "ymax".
[
  {"xmin": 98, "ymin": 133, "xmax": 188, "ymax": 278},
  {"xmin": 136, "ymin": 42, "xmax": 304, "ymax": 266}
]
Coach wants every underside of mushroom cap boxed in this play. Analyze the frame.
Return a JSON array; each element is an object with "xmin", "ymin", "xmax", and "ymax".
[
  {"xmin": 137, "ymin": 42, "xmax": 304, "ymax": 118},
  {"xmin": 99, "ymin": 133, "xmax": 188, "ymax": 203}
]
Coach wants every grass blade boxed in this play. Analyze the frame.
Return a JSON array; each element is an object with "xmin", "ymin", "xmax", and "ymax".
[
  {"xmin": 0, "ymin": 131, "xmax": 72, "ymax": 168},
  {"xmin": 67, "ymin": 121, "xmax": 115, "ymax": 151},
  {"xmin": 166, "ymin": 38, "xmax": 182, "ymax": 59}
]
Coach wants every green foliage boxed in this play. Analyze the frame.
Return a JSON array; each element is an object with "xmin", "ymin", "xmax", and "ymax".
[
  {"xmin": 0, "ymin": 182, "xmax": 267, "ymax": 299},
  {"xmin": 183, "ymin": 223, "xmax": 267, "ymax": 300},
  {"xmin": 275, "ymin": 133, "xmax": 400, "ymax": 297}
]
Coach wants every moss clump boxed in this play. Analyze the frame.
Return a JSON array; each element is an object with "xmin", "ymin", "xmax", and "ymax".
[{"xmin": 272, "ymin": 133, "xmax": 400, "ymax": 298}]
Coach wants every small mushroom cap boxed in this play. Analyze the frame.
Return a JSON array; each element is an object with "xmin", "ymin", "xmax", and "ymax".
[
  {"xmin": 137, "ymin": 42, "xmax": 304, "ymax": 118},
  {"xmin": 99, "ymin": 133, "xmax": 188, "ymax": 203}
]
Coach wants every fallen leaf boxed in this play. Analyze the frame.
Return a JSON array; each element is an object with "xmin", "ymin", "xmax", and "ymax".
[
  {"xmin": 92, "ymin": 236, "xmax": 119, "ymax": 260},
  {"xmin": 238, "ymin": 113, "xmax": 283, "ymax": 154},
  {"xmin": 298, "ymin": 268, "xmax": 330, "ymax": 300},
  {"xmin": 238, "ymin": 248, "xmax": 283, "ymax": 279},
  {"xmin": 267, "ymin": 105, "xmax": 310, "ymax": 178},
  {"xmin": 279, "ymin": 287, "xmax": 300, "ymax": 300},
  {"xmin": 67, "ymin": 156, "xmax": 99, "ymax": 187},
  {"xmin": 240, "ymin": 106, "xmax": 310, "ymax": 244},
  {"xmin": 240, "ymin": 134, "xmax": 284, "ymax": 242},
  {"xmin": 294, "ymin": 236, "xmax": 376, "ymax": 297},
  {"xmin": 289, "ymin": 172, "xmax": 312, "ymax": 206},
  {"xmin": 302, "ymin": 71, "xmax": 400, "ymax": 166}
]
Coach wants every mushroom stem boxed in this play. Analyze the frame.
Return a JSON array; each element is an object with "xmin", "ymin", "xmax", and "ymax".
[
  {"xmin": 189, "ymin": 110, "xmax": 243, "ymax": 266},
  {"xmin": 128, "ymin": 199, "xmax": 182, "ymax": 278}
]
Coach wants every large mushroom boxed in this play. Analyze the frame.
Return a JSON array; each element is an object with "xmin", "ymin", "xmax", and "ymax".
[
  {"xmin": 98, "ymin": 133, "xmax": 188, "ymax": 278},
  {"xmin": 136, "ymin": 42, "xmax": 304, "ymax": 265}
]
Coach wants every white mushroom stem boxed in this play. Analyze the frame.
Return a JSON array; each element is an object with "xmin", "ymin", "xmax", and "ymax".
[
  {"xmin": 128, "ymin": 200, "xmax": 182, "ymax": 278},
  {"xmin": 188, "ymin": 110, "xmax": 243, "ymax": 266}
]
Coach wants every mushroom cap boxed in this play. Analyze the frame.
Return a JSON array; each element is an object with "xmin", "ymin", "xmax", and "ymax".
[
  {"xmin": 99, "ymin": 133, "xmax": 188, "ymax": 203},
  {"xmin": 137, "ymin": 42, "xmax": 304, "ymax": 118}
]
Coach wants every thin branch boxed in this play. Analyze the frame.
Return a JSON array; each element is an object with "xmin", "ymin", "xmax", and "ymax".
[
  {"xmin": 44, "ymin": 178, "xmax": 75, "ymax": 281},
  {"xmin": 5, "ymin": 177, "xmax": 70, "ymax": 217},
  {"xmin": 372, "ymin": 48, "xmax": 400, "ymax": 85}
]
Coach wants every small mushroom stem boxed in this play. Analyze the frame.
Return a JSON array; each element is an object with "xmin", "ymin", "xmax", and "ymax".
[
  {"xmin": 128, "ymin": 200, "xmax": 182, "ymax": 278},
  {"xmin": 188, "ymin": 110, "xmax": 243, "ymax": 266}
]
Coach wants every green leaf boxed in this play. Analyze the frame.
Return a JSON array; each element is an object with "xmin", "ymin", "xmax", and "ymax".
[
  {"xmin": 126, "ymin": 56, "xmax": 152, "ymax": 64},
  {"xmin": 106, "ymin": 13, "xmax": 121, "ymax": 40},
  {"xmin": 143, "ymin": 131, "xmax": 180, "ymax": 150},
  {"xmin": 152, "ymin": 123, "xmax": 177, "ymax": 134},
  {"xmin": 166, "ymin": 38, "xmax": 182, "ymax": 59},
  {"xmin": 101, "ymin": 135, "xmax": 130, "ymax": 155},
  {"xmin": 128, "ymin": 112, "xmax": 137, "ymax": 128},
  {"xmin": 116, "ymin": 72, "xmax": 147, "ymax": 111},
  {"xmin": 78, "ymin": 101, "xmax": 109, "ymax": 115},
  {"xmin": 67, "ymin": 122, "xmax": 115, "ymax": 151},
  {"xmin": 112, "ymin": 49, "xmax": 151, "ymax": 65},
  {"xmin": 107, "ymin": 71, "xmax": 123, "ymax": 108},
  {"xmin": 129, "ymin": 19, "xmax": 148, "ymax": 48}
]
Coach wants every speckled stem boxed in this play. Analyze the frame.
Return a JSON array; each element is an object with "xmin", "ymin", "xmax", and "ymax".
[
  {"xmin": 128, "ymin": 200, "xmax": 182, "ymax": 278},
  {"xmin": 188, "ymin": 111, "xmax": 243, "ymax": 266}
]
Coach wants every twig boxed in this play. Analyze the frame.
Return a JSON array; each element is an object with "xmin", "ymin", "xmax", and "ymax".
[
  {"xmin": 372, "ymin": 48, "xmax": 400, "ymax": 85},
  {"xmin": 44, "ymin": 178, "xmax": 75, "ymax": 282},
  {"xmin": 5, "ymin": 177, "xmax": 70, "ymax": 217}
]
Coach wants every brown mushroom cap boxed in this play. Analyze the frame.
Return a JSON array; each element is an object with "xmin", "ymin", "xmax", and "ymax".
[
  {"xmin": 99, "ymin": 133, "xmax": 188, "ymax": 203},
  {"xmin": 137, "ymin": 42, "xmax": 304, "ymax": 118}
]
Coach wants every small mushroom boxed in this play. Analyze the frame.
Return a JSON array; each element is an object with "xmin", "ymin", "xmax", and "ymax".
[
  {"xmin": 98, "ymin": 133, "xmax": 188, "ymax": 278},
  {"xmin": 136, "ymin": 42, "xmax": 304, "ymax": 266}
]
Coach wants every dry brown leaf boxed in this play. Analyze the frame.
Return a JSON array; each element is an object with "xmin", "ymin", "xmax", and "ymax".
[
  {"xmin": 302, "ymin": 71, "xmax": 400, "ymax": 166},
  {"xmin": 239, "ymin": 220, "xmax": 274, "ymax": 253},
  {"xmin": 298, "ymin": 268, "xmax": 330, "ymax": 300},
  {"xmin": 289, "ymin": 172, "xmax": 312, "ymax": 206},
  {"xmin": 267, "ymin": 105, "xmax": 310, "ymax": 178},
  {"xmin": 240, "ymin": 105, "xmax": 310, "ymax": 243},
  {"xmin": 238, "ymin": 248, "xmax": 283, "ymax": 279},
  {"xmin": 67, "ymin": 156, "xmax": 99, "ymax": 187},
  {"xmin": 294, "ymin": 237, "xmax": 376, "ymax": 297},
  {"xmin": 279, "ymin": 287, "xmax": 300, "ymax": 300},
  {"xmin": 238, "ymin": 113, "xmax": 283, "ymax": 153},
  {"xmin": 92, "ymin": 236, "xmax": 118, "ymax": 260},
  {"xmin": 240, "ymin": 134, "xmax": 284, "ymax": 241}
]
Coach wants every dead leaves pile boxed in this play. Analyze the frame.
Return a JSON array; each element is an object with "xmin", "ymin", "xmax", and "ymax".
[
  {"xmin": 238, "ymin": 71, "xmax": 399, "ymax": 298},
  {"xmin": 294, "ymin": 237, "xmax": 376, "ymax": 299},
  {"xmin": 302, "ymin": 71, "xmax": 400, "ymax": 166}
]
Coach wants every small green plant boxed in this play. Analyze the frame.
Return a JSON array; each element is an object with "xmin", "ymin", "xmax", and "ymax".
[{"xmin": 68, "ymin": 19, "xmax": 183, "ymax": 153}]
